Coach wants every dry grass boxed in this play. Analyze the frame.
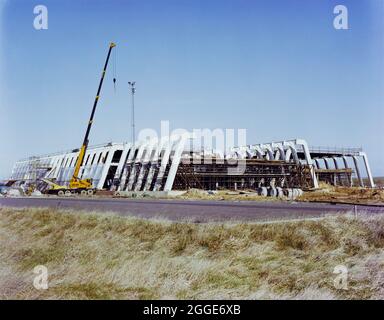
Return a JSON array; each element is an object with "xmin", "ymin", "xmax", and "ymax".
[
  {"xmin": 0, "ymin": 207, "xmax": 383, "ymax": 300},
  {"xmin": 298, "ymin": 182, "xmax": 384, "ymax": 205}
]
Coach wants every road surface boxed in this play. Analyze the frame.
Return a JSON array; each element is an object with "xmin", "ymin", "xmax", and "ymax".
[{"xmin": 1, "ymin": 196, "xmax": 383, "ymax": 222}]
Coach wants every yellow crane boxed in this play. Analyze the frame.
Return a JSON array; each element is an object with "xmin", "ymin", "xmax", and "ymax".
[{"xmin": 45, "ymin": 42, "xmax": 116, "ymax": 196}]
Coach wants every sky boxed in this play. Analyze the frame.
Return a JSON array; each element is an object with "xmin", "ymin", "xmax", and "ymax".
[{"xmin": 0, "ymin": 0, "xmax": 383, "ymax": 178}]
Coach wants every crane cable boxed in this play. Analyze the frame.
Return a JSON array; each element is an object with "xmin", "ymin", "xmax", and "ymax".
[{"xmin": 113, "ymin": 46, "xmax": 117, "ymax": 92}]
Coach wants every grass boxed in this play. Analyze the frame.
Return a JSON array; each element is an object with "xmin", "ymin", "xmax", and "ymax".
[{"xmin": 0, "ymin": 207, "xmax": 383, "ymax": 300}]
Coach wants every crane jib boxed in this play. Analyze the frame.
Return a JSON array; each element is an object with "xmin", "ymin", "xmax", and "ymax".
[{"xmin": 71, "ymin": 42, "xmax": 116, "ymax": 185}]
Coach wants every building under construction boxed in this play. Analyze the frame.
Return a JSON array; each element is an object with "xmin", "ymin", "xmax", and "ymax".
[
  {"xmin": 10, "ymin": 135, "xmax": 375, "ymax": 194},
  {"xmin": 8, "ymin": 43, "xmax": 377, "ymax": 195}
]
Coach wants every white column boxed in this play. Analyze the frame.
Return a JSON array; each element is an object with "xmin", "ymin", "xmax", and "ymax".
[
  {"xmin": 112, "ymin": 143, "xmax": 132, "ymax": 191},
  {"xmin": 324, "ymin": 158, "xmax": 330, "ymax": 169},
  {"xmin": 295, "ymin": 139, "xmax": 319, "ymax": 188},
  {"xmin": 153, "ymin": 139, "xmax": 173, "ymax": 191},
  {"xmin": 332, "ymin": 157, "xmax": 339, "ymax": 169},
  {"xmin": 97, "ymin": 146, "xmax": 115, "ymax": 189},
  {"xmin": 127, "ymin": 142, "xmax": 147, "ymax": 191},
  {"xmin": 163, "ymin": 134, "xmax": 189, "ymax": 191},
  {"xmin": 134, "ymin": 142, "xmax": 156, "ymax": 191},
  {"xmin": 342, "ymin": 156, "xmax": 352, "ymax": 187},
  {"xmin": 353, "ymin": 156, "xmax": 364, "ymax": 187},
  {"xmin": 333, "ymin": 157, "xmax": 339, "ymax": 185},
  {"xmin": 119, "ymin": 145, "xmax": 136, "ymax": 191},
  {"xmin": 360, "ymin": 152, "xmax": 375, "ymax": 188},
  {"xmin": 143, "ymin": 138, "xmax": 167, "ymax": 191}
]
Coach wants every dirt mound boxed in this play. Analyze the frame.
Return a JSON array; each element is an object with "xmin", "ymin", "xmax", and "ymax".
[{"xmin": 299, "ymin": 183, "xmax": 384, "ymax": 205}]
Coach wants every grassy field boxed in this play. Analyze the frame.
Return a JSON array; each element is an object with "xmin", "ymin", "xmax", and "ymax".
[{"xmin": 0, "ymin": 207, "xmax": 383, "ymax": 300}]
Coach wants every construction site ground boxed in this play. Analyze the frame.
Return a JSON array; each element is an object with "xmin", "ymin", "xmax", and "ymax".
[
  {"xmin": 2, "ymin": 183, "xmax": 384, "ymax": 207},
  {"xmin": 297, "ymin": 183, "xmax": 384, "ymax": 206},
  {"xmin": 62, "ymin": 185, "xmax": 384, "ymax": 206}
]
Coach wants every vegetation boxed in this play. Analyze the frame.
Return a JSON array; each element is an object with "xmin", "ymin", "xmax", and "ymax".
[{"xmin": 0, "ymin": 207, "xmax": 383, "ymax": 299}]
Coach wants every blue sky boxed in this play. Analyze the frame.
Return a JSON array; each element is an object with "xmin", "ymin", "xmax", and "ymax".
[{"xmin": 0, "ymin": 0, "xmax": 383, "ymax": 178}]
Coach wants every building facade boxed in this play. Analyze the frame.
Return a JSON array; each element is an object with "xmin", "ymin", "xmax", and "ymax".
[{"xmin": 10, "ymin": 136, "xmax": 375, "ymax": 192}]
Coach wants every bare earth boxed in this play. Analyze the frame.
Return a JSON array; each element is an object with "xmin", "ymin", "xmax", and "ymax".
[{"xmin": 298, "ymin": 183, "xmax": 384, "ymax": 206}]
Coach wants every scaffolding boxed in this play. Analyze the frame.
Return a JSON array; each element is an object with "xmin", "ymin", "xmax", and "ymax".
[
  {"xmin": 173, "ymin": 158, "xmax": 314, "ymax": 190},
  {"xmin": 315, "ymin": 168, "xmax": 353, "ymax": 187}
]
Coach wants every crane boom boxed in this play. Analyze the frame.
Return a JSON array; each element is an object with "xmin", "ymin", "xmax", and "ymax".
[{"xmin": 69, "ymin": 42, "xmax": 116, "ymax": 190}]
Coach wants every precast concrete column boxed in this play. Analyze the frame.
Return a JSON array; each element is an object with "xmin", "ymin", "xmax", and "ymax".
[
  {"xmin": 154, "ymin": 140, "xmax": 173, "ymax": 191},
  {"xmin": 332, "ymin": 157, "xmax": 339, "ymax": 169},
  {"xmin": 353, "ymin": 156, "xmax": 364, "ymax": 187},
  {"xmin": 113, "ymin": 143, "xmax": 132, "ymax": 191},
  {"xmin": 324, "ymin": 158, "xmax": 331, "ymax": 169},
  {"xmin": 360, "ymin": 152, "xmax": 375, "ymax": 188},
  {"xmin": 342, "ymin": 156, "xmax": 352, "ymax": 187},
  {"xmin": 164, "ymin": 134, "xmax": 189, "ymax": 191},
  {"xmin": 143, "ymin": 138, "xmax": 167, "ymax": 191},
  {"xmin": 119, "ymin": 145, "xmax": 136, "ymax": 191},
  {"xmin": 127, "ymin": 142, "xmax": 147, "ymax": 191},
  {"xmin": 295, "ymin": 139, "xmax": 319, "ymax": 188},
  {"xmin": 332, "ymin": 157, "xmax": 339, "ymax": 186}
]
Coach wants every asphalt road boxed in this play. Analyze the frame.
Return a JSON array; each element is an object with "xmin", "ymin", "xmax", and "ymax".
[{"xmin": 1, "ymin": 196, "xmax": 384, "ymax": 222}]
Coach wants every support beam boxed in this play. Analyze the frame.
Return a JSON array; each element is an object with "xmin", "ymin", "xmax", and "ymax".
[
  {"xmin": 360, "ymin": 152, "xmax": 375, "ymax": 188},
  {"xmin": 153, "ymin": 140, "xmax": 173, "ymax": 191},
  {"xmin": 119, "ymin": 145, "xmax": 137, "ymax": 191},
  {"xmin": 163, "ymin": 134, "xmax": 189, "ymax": 191},
  {"xmin": 353, "ymin": 156, "xmax": 364, "ymax": 187},
  {"xmin": 295, "ymin": 139, "xmax": 319, "ymax": 188},
  {"xmin": 112, "ymin": 143, "xmax": 132, "ymax": 191},
  {"xmin": 134, "ymin": 142, "xmax": 155, "ymax": 191},
  {"xmin": 332, "ymin": 157, "xmax": 339, "ymax": 169},
  {"xmin": 324, "ymin": 158, "xmax": 331, "ymax": 169},
  {"xmin": 332, "ymin": 157, "xmax": 339, "ymax": 186},
  {"xmin": 143, "ymin": 138, "xmax": 167, "ymax": 191},
  {"xmin": 342, "ymin": 156, "xmax": 352, "ymax": 187},
  {"xmin": 127, "ymin": 143, "xmax": 147, "ymax": 190}
]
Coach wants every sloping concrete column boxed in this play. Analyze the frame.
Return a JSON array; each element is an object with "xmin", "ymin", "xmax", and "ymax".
[
  {"xmin": 295, "ymin": 139, "xmax": 319, "ymax": 188},
  {"xmin": 353, "ymin": 156, "xmax": 364, "ymax": 187},
  {"xmin": 332, "ymin": 157, "xmax": 340, "ymax": 186},
  {"xmin": 342, "ymin": 156, "xmax": 352, "ymax": 187},
  {"xmin": 360, "ymin": 152, "xmax": 375, "ymax": 188}
]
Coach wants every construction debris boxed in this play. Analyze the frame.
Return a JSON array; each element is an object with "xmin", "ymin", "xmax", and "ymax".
[
  {"xmin": 6, "ymin": 188, "xmax": 22, "ymax": 197},
  {"xmin": 298, "ymin": 182, "xmax": 384, "ymax": 205},
  {"xmin": 176, "ymin": 187, "xmax": 303, "ymax": 201}
]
